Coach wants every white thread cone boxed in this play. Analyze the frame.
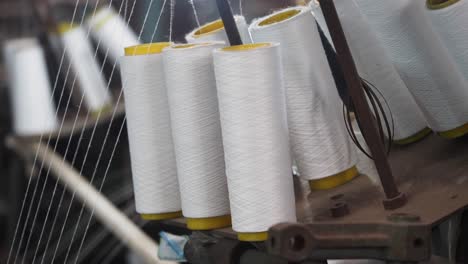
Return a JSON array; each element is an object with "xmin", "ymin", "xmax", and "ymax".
[
  {"xmin": 213, "ymin": 43, "xmax": 296, "ymax": 233},
  {"xmin": 61, "ymin": 25, "xmax": 112, "ymax": 112},
  {"xmin": 3, "ymin": 38, "xmax": 58, "ymax": 136},
  {"xmin": 356, "ymin": 0, "xmax": 468, "ymax": 133},
  {"xmin": 427, "ymin": 1, "xmax": 468, "ymax": 84},
  {"xmin": 186, "ymin": 15, "xmax": 251, "ymax": 44},
  {"xmin": 334, "ymin": 0, "xmax": 428, "ymax": 141},
  {"xmin": 250, "ymin": 7, "xmax": 358, "ymax": 181},
  {"xmin": 87, "ymin": 6, "xmax": 140, "ymax": 66},
  {"xmin": 121, "ymin": 44, "xmax": 181, "ymax": 215},
  {"xmin": 163, "ymin": 42, "xmax": 230, "ymax": 219}
]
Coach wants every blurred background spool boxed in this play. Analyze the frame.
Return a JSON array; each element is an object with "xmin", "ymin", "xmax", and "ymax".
[
  {"xmin": 120, "ymin": 43, "xmax": 182, "ymax": 220},
  {"xmin": 58, "ymin": 23, "xmax": 112, "ymax": 113},
  {"xmin": 185, "ymin": 15, "xmax": 252, "ymax": 44},
  {"xmin": 163, "ymin": 42, "xmax": 231, "ymax": 230},
  {"xmin": 3, "ymin": 38, "xmax": 58, "ymax": 136},
  {"xmin": 213, "ymin": 43, "xmax": 296, "ymax": 241},
  {"xmin": 427, "ymin": 1, "xmax": 468, "ymax": 136},
  {"xmin": 356, "ymin": 0, "xmax": 468, "ymax": 139},
  {"xmin": 249, "ymin": 6, "xmax": 358, "ymax": 190},
  {"xmin": 87, "ymin": 6, "xmax": 140, "ymax": 66},
  {"xmin": 334, "ymin": 0, "xmax": 430, "ymax": 144}
]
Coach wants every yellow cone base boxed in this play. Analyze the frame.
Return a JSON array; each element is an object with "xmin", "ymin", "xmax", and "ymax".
[
  {"xmin": 427, "ymin": 0, "xmax": 460, "ymax": 10},
  {"xmin": 238, "ymin": 232, "xmax": 268, "ymax": 242},
  {"xmin": 186, "ymin": 215, "xmax": 232, "ymax": 230},
  {"xmin": 394, "ymin": 127, "xmax": 432, "ymax": 145},
  {"xmin": 91, "ymin": 104, "xmax": 112, "ymax": 118},
  {"xmin": 309, "ymin": 166, "xmax": 359, "ymax": 191},
  {"xmin": 438, "ymin": 122, "xmax": 468, "ymax": 139},
  {"xmin": 57, "ymin": 23, "xmax": 77, "ymax": 34},
  {"xmin": 141, "ymin": 211, "xmax": 182, "ymax": 221}
]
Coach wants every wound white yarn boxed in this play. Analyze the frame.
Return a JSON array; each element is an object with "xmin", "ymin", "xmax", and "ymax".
[
  {"xmin": 61, "ymin": 26, "xmax": 112, "ymax": 112},
  {"xmin": 427, "ymin": 0, "xmax": 468, "ymax": 83},
  {"xmin": 213, "ymin": 43, "xmax": 296, "ymax": 233},
  {"xmin": 356, "ymin": 0, "xmax": 468, "ymax": 132},
  {"xmin": 87, "ymin": 6, "xmax": 140, "ymax": 66},
  {"xmin": 120, "ymin": 50, "xmax": 181, "ymax": 215},
  {"xmin": 249, "ymin": 7, "xmax": 358, "ymax": 181},
  {"xmin": 3, "ymin": 38, "xmax": 58, "ymax": 136},
  {"xmin": 163, "ymin": 42, "xmax": 230, "ymax": 218},
  {"xmin": 334, "ymin": 0, "xmax": 427, "ymax": 140},
  {"xmin": 309, "ymin": 0, "xmax": 333, "ymax": 47},
  {"xmin": 185, "ymin": 15, "xmax": 252, "ymax": 44}
]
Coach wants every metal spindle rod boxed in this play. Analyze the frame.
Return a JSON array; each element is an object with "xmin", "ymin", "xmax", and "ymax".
[
  {"xmin": 320, "ymin": 0, "xmax": 406, "ymax": 210},
  {"xmin": 215, "ymin": 0, "xmax": 243, "ymax": 46}
]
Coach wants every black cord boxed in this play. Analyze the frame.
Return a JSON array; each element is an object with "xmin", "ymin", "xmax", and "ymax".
[{"xmin": 343, "ymin": 78, "xmax": 395, "ymax": 159}]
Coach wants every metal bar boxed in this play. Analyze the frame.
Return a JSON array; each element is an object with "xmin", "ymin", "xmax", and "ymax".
[
  {"xmin": 320, "ymin": 0, "xmax": 406, "ymax": 210},
  {"xmin": 215, "ymin": 0, "xmax": 243, "ymax": 46},
  {"xmin": 29, "ymin": 142, "xmax": 174, "ymax": 264}
]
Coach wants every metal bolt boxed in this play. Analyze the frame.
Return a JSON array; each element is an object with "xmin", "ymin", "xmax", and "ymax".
[{"xmin": 330, "ymin": 202, "xmax": 350, "ymax": 218}]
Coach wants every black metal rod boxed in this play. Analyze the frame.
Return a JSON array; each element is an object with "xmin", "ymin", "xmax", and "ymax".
[
  {"xmin": 316, "ymin": 22, "xmax": 351, "ymax": 108},
  {"xmin": 215, "ymin": 0, "xmax": 243, "ymax": 46},
  {"xmin": 320, "ymin": 0, "xmax": 405, "ymax": 209}
]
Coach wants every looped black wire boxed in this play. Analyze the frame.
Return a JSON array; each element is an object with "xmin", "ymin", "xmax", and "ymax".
[{"xmin": 343, "ymin": 78, "xmax": 395, "ymax": 160}]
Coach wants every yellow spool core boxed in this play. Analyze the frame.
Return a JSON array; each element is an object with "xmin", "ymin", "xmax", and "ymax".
[
  {"xmin": 186, "ymin": 215, "xmax": 232, "ymax": 230},
  {"xmin": 93, "ymin": 10, "xmax": 115, "ymax": 31},
  {"xmin": 173, "ymin": 44, "xmax": 198, "ymax": 49},
  {"xmin": 427, "ymin": 0, "xmax": 460, "ymax": 10},
  {"xmin": 394, "ymin": 127, "xmax": 432, "ymax": 145},
  {"xmin": 57, "ymin": 23, "xmax": 78, "ymax": 34},
  {"xmin": 222, "ymin": 43, "xmax": 271, "ymax": 51},
  {"xmin": 309, "ymin": 166, "xmax": 359, "ymax": 190},
  {"xmin": 438, "ymin": 122, "xmax": 468, "ymax": 139},
  {"xmin": 193, "ymin": 19, "xmax": 225, "ymax": 38},
  {"xmin": 258, "ymin": 9, "xmax": 301, "ymax": 26},
  {"xmin": 91, "ymin": 104, "xmax": 112, "ymax": 118},
  {"xmin": 238, "ymin": 232, "xmax": 269, "ymax": 242},
  {"xmin": 124, "ymin": 42, "xmax": 171, "ymax": 56},
  {"xmin": 141, "ymin": 211, "xmax": 183, "ymax": 221}
]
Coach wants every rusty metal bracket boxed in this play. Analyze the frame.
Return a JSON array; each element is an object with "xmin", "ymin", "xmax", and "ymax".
[{"xmin": 267, "ymin": 222, "xmax": 430, "ymax": 262}]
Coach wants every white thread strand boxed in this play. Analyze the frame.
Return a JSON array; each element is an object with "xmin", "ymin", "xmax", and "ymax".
[
  {"xmin": 3, "ymin": 38, "xmax": 58, "ymax": 136},
  {"xmin": 250, "ymin": 7, "xmax": 358, "ymax": 181},
  {"xmin": 188, "ymin": 0, "xmax": 201, "ymax": 28},
  {"xmin": 28, "ymin": 0, "xmax": 121, "ymax": 260},
  {"xmin": 61, "ymin": 26, "xmax": 111, "ymax": 112},
  {"xmin": 185, "ymin": 15, "xmax": 252, "ymax": 44},
  {"xmin": 34, "ymin": 0, "xmax": 120, "ymax": 261},
  {"xmin": 239, "ymin": 0, "xmax": 243, "ymax": 16},
  {"xmin": 74, "ymin": 0, "xmax": 173, "ymax": 260},
  {"xmin": 121, "ymin": 50, "xmax": 181, "ymax": 215},
  {"xmin": 60, "ymin": 0, "xmax": 139, "ymax": 261},
  {"xmin": 87, "ymin": 6, "xmax": 140, "ymax": 66},
  {"xmin": 427, "ymin": 1, "xmax": 468, "ymax": 83},
  {"xmin": 57, "ymin": 0, "xmax": 166, "ymax": 261},
  {"xmin": 333, "ymin": 0, "xmax": 427, "ymax": 140},
  {"xmin": 213, "ymin": 43, "xmax": 296, "ymax": 233},
  {"xmin": 11, "ymin": 0, "xmax": 90, "ymax": 261},
  {"xmin": 169, "ymin": 0, "xmax": 175, "ymax": 41},
  {"xmin": 356, "ymin": 0, "xmax": 468, "ymax": 132},
  {"xmin": 163, "ymin": 43, "xmax": 230, "ymax": 218}
]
